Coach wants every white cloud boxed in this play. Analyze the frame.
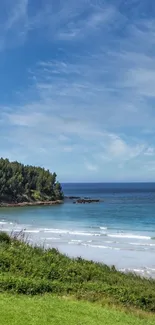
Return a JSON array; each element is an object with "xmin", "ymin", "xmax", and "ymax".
[
  {"xmin": 85, "ymin": 161, "xmax": 98, "ymax": 172},
  {"xmin": 144, "ymin": 147, "xmax": 155, "ymax": 156},
  {"xmin": 91, "ymin": 132, "xmax": 146, "ymax": 167},
  {"xmin": 2, "ymin": 107, "xmax": 148, "ymax": 164},
  {"xmin": 62, "ymin": 146, "xmax": 73, "ymax": 152},
  {"xmin": 144, "ymin": 161, "xmax": 155, "ymax": 172},
  {"xmin": 104, "ymin": 134, "xmax": 145, "ymax": 161}
]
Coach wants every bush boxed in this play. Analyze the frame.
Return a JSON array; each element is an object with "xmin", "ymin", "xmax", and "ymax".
[{"xmin": 0, "ymin": 232, "xmax": 11, "ymax": 244}]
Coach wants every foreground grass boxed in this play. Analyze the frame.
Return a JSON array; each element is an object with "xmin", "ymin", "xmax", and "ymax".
[
  {"xmin": 1, "ymin": 294, "xmax": 155, "ymax": 325},
  {"xmin": 0, "ymin": 232, "xmax": 155, "ymax": 313}
]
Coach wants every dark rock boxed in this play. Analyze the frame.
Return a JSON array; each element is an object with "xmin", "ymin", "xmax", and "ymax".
[
  {"xmin": 64, "ymin": 196, "xmax": 81, "ymax": 200},
  {"xmin": 74, "ymin": 198, "xmax": 101, "ymax": 204}
]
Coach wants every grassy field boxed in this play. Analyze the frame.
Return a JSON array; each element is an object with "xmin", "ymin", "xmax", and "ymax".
[
  {"xmin": 0, "ymin": 231, "xmax": 155, "ymax": 317},
  {"xmin": 1, "ymin": 294, "xmax": 155, "ymax": 325}
]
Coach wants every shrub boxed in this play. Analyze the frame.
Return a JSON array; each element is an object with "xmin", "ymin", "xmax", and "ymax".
[{"xmin": 0, "ymin": 232, "xmax": 11, "ymax": 244}]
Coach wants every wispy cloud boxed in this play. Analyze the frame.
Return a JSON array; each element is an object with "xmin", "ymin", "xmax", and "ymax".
[
  {"xmin": 5, "ymin": 0, "xmax": 28, "ymax": 30},
  {"xmin": 85, "ymin": 161, "xmax": 98, "ymax": 172},
  {"xmin": 144, "ymin": 147, "xmax": 155, "ymax": 156},
  {"xmin": 0, "ymin": 0, "xmax": 28, "ymax": 50},
  {"xmin": 0, "ymin": 0, "xmax": 119, "ymax": 49},
  {"xmin": 1, "ymin": 0, "xmax": 155, "ymax": 180},
  {"xmin": 99, "ymin": 133, "xmax": 145, "ymax": 162},
  {"xmin": 57, "ymin": 4, "xmax": 117, "ymax": 41}
]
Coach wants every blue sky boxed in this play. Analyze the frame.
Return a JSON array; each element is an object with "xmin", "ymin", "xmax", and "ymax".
[{"xmin": 1, "ymin": 0, "xmax": 155, "ymax": 182}]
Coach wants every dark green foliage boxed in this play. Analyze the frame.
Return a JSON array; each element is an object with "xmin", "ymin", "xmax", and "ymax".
[
  {"xmin": 0, "ymin": 233, "xmax": 155, "ymax": 312},
  {"xmin": 0, "ymin": 158, "xmax": 63, "ymax": 202},
  {"xmin": 0, "ymin": 232, "xmax": 11, "ymax": 244}
]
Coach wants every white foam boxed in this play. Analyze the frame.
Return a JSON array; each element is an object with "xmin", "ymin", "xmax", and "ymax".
[
  {"xmin": 0, "ymin": 221, "xmax": 15, "ymax": 226},
  {"xmin": 104, "ymin": 240, "xmax": 116, "ymax": 244},
  {"xmin": 70, "ymin": 231, "xmax": 93, "ymax": 236},
  {"xmin": 82, "ymin": 243, "xmax": 120, "ymax": 250},
  {"xmin": 24, "ymin": 230, "xmax": 40, "ymax": 233},
  {"xmin": 68, "ymin": 241, "xmax": 82, "ymax": 245},
  {"xmin": 0, "ymin": 228, "xmax": 11, "ymax": 232},
  {"xmin": 41, "ymin": 237, "xmax": 59, "ymax": 240},
  {"xmin": 82, "ymin": 243, "xmax": 107, "ymax": 249},
  {"xmin": 108, "ymin": 234, "xmax": 150, "ymax": 240},
  {"xmin": 130, "ymin": 242, "xmax": 155, "ymax": 247},
  {"xmin": 146, "ymin": 267, "xmax": 155, "ymax": 271},
  {"xmin": 120, "ymin": 268, "xmax": 145, "ymax": 274},
  {"xmin": 44, "ymin": 228, "xmax": 68, "ymax": 234},
  {"xmin": 100, "ymin": 227, "xmax": 107, "ymax": 230},
  {"xmin": 44, "ymin": 228, "xmax": 98, "ymax": 237},
  {"xmin": 13, "ymin": 229, "xmax": 23, "ymax": 232}
]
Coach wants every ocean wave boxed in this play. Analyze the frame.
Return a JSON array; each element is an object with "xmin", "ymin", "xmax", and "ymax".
[
  {"xmin": 41, "ymin": 237, "xmax": 60, "ymax": 240},
  {"xmin": 146, "ymin": 267, "xmax": 155, "ymax": 272},
  {"xmin": 120, "ymin": 267, "xmax": 155, "ymax": 276},
  {"xmin": 71, "ymin": 231, "xmax": 97, "ymax": 236},
  {"xmin": 2, "ymin": 225, "xmax": 102, "ymax": 237},
  {"xmin": 0, "ymin": 228, "xmax": 11, "ymax": 232},
  {"xmin": 82, "ymin": 243, "xmax": 120, "ymax": 250},
  {"xmin": 108, "ymin": 234, "xmax": 151, "ymax": 240},
  {"xmin": 130, "ymin": 242, "xmax": 155, "ymax": 247},
  {"xmin": 104, "ymin": 240, "xmax": 119, "ymax": 244},
  {"xmin": 0, "ymin": 221, "xmax": 8, "ymax": 225},
  {"xmin": 44, "ymin": 229, "xmax": 68, "ymax": 234},
  {"xmin": 43, "ymin": 228, "xmax": 100, "ymax": 237},
  {"xmin": 24, "ymin": 230, "xmax": 40, "ymax": 233},
  {"xmin": 120, "ymin": 268, "xmax": 145, "ymax": 274},
  {"xmin": 68, "ymin": 240, "xmax": 82, "ymax": 245}
]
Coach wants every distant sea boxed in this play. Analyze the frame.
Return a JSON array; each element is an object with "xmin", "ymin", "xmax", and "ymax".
[{"xmin": 1, "ymin": 183, "xmax": 155, "ymax": 278}]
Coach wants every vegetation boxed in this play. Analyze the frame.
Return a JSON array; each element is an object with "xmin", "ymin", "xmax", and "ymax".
[
  {"xmin": 1, "ymin": 294, "xmax": 155, "ymax": 325},
  {"xmin": 0, "ymin": 232, "xmax": 155, "ymax": 313},
  {"xmin": 0, "ymin": 158, "xmax": 63, "ymax": 203}
]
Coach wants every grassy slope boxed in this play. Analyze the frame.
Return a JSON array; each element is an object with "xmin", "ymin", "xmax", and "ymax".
[
  {"xmin": 1, "ymin": 232, "xmax": 155, "ymax": 317},
  {"xmin": 1, "ymin": 294, "xmax": 155, "ymax": 325}
]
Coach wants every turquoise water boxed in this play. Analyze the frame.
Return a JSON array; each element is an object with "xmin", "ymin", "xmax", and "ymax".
[{"xmin": 1, "ymin": 183, "xmax": 155, "ymax": 277}]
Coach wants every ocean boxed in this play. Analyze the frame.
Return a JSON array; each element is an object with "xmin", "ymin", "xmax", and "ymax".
[{"xmin": 0, "ymin": 183, "xmax": 155, "ymax": 278}]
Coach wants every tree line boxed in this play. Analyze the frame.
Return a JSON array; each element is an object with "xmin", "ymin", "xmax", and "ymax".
[{"xmin": 0, "ymin": 158, "xmax": 63, "ymax": 202}]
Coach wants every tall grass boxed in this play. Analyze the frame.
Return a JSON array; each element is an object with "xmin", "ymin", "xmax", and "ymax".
[{"xmin": 0, "ymin": 231, "xmax": 155, "ymax": 312}]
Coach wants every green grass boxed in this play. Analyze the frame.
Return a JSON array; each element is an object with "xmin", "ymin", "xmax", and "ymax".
[
  {"xmin": 1, "ymin": 232, "xmax": 155, "ymax": 313},
  {"xmin": 1, "ymin": 294, "xmax": 155, "ymax": 325}
]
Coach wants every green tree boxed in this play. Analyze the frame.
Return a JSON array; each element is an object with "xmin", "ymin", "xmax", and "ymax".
[
  {"xmin": 0, "ymin": 158, "xmax": 63, "ymax": 203},
  {"xmin": 54, "ymin": 182, "xmax": 64, "ymax": 200}
]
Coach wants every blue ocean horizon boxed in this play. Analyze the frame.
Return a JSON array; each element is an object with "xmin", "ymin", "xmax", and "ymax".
[
  {"xmin": 1, "ymin": 182, "xmax": 155, "ymax": 277},
  {"xmin": 62, "ymin": 182, "xmax": 155, "ymax": 191}
]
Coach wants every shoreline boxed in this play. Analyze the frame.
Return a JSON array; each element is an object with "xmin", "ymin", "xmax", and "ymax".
[
  {"xmin": 0, "ymin": 196, "xmax": 103, "ymax": 207},
  {"xmin": 0, "ymin": 200, "xmax": 63, "ymax": 208}
]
